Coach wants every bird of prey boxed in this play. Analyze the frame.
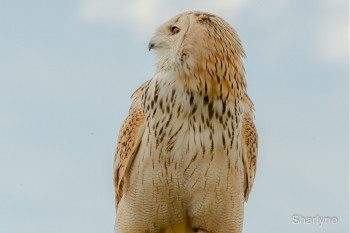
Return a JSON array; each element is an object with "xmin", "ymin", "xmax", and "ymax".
[{"xmin": 113, "ymin": 11, "xmax": 258, "ymax": 233}]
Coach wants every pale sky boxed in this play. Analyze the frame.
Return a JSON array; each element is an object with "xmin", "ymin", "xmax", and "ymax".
[{"xmin": 0, "ymin": 0, "xmax": 348, "ymax": 233}]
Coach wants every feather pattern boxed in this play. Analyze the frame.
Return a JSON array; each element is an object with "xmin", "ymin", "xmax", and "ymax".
[
  {"xmin": 242, "ymin": 94, "xmax": 258, "ymax": 201},
  {"xmin": 113, "ymin": 82, "xmax": 147, "ymax": 208}
]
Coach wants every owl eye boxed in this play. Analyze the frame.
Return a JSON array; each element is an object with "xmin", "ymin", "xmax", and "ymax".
[{"xmin": 171, "ymin": 26, "xmax": 180, "ymax": 35}]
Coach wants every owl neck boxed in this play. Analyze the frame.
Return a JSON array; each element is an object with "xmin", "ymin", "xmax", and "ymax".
[
  {"xmin": 175, "ymin": 64, "xmax": 247, "ymax": 103},
  {"xmin": 142, "ymin": 70, "xmax": 244, "ymax": 124}
]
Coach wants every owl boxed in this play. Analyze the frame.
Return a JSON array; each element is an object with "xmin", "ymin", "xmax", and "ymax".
[{"xmin": 113, "ymin": 11, "xmax": 258, "ymax": 233}]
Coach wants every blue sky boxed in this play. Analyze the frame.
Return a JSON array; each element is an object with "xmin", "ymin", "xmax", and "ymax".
[{"xmin": 0, "ymin": 0, "xmax": 348, "ymax": 232}]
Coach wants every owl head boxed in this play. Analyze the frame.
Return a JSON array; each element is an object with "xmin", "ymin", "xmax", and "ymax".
[{"xmin": 149, "ymin": 11, "xmax": 247, "ymax": 100}]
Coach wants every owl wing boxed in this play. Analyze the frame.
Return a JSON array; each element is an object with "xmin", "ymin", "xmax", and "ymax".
[
  {"xmin": 113, "ymin": 82, "xmax": 148, "ymax": 209},
  {"xmin": 242, "ymin": 94, "xmax": 258, "ymax": 201}
]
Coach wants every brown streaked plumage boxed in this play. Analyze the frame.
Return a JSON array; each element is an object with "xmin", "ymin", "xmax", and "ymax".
[
  {"xmin": 114, "ymin": 11, "xmax": 258, "ymax": 233},
  {"xmin": 242, "ymin": 94, "xmax": 258, "ymax": 201}
]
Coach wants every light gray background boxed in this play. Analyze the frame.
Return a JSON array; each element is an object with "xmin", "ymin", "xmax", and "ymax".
[{"xmin": 0, "ymin": 0, "xmax": 348, "ymax": 232}]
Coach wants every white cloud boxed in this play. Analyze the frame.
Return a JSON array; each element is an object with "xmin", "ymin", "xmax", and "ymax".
[
  {"xmin": 316, "ymin": 19, "xmax": 348, "ymax": 66},
  {"xmin": 314, "ymin": 0, "xmax": 349, "ymax": 66},
  {"xmin": 77, "ymin": 0, "xmax": 248, "ymax": 39}
]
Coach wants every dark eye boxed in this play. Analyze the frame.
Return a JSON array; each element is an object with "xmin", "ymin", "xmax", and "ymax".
[{"xmin": 171, "ymin": 26, "xmax": 180, "ymax": 35}]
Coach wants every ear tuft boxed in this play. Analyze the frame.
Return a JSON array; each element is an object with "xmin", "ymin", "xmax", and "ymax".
[{"xmin": 194, "ymin": 13, "xmax": 215, "ymax": 22}]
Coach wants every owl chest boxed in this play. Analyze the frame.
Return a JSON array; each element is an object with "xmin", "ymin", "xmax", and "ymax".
[
  {"xmin": 138, "ymin": 103, "xmax": 245, "ymax": 213},
  {"xmin": 142, "ymin": 89, "xmax": 243, "ymax": 177}
]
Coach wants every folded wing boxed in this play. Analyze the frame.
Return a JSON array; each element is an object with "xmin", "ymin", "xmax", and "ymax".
[
  {"xmin": 242, "ymin": 94, "xmax": 258, "ymax": 201},
  {"xmin": 113, "ymin": 82, "xmax": 148, "ymax": 209}
]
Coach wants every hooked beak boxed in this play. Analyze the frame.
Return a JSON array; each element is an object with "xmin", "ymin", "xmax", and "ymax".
[{"xmin": 148, "ymin": 41, "xmax": 155, "ymax": 51}]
